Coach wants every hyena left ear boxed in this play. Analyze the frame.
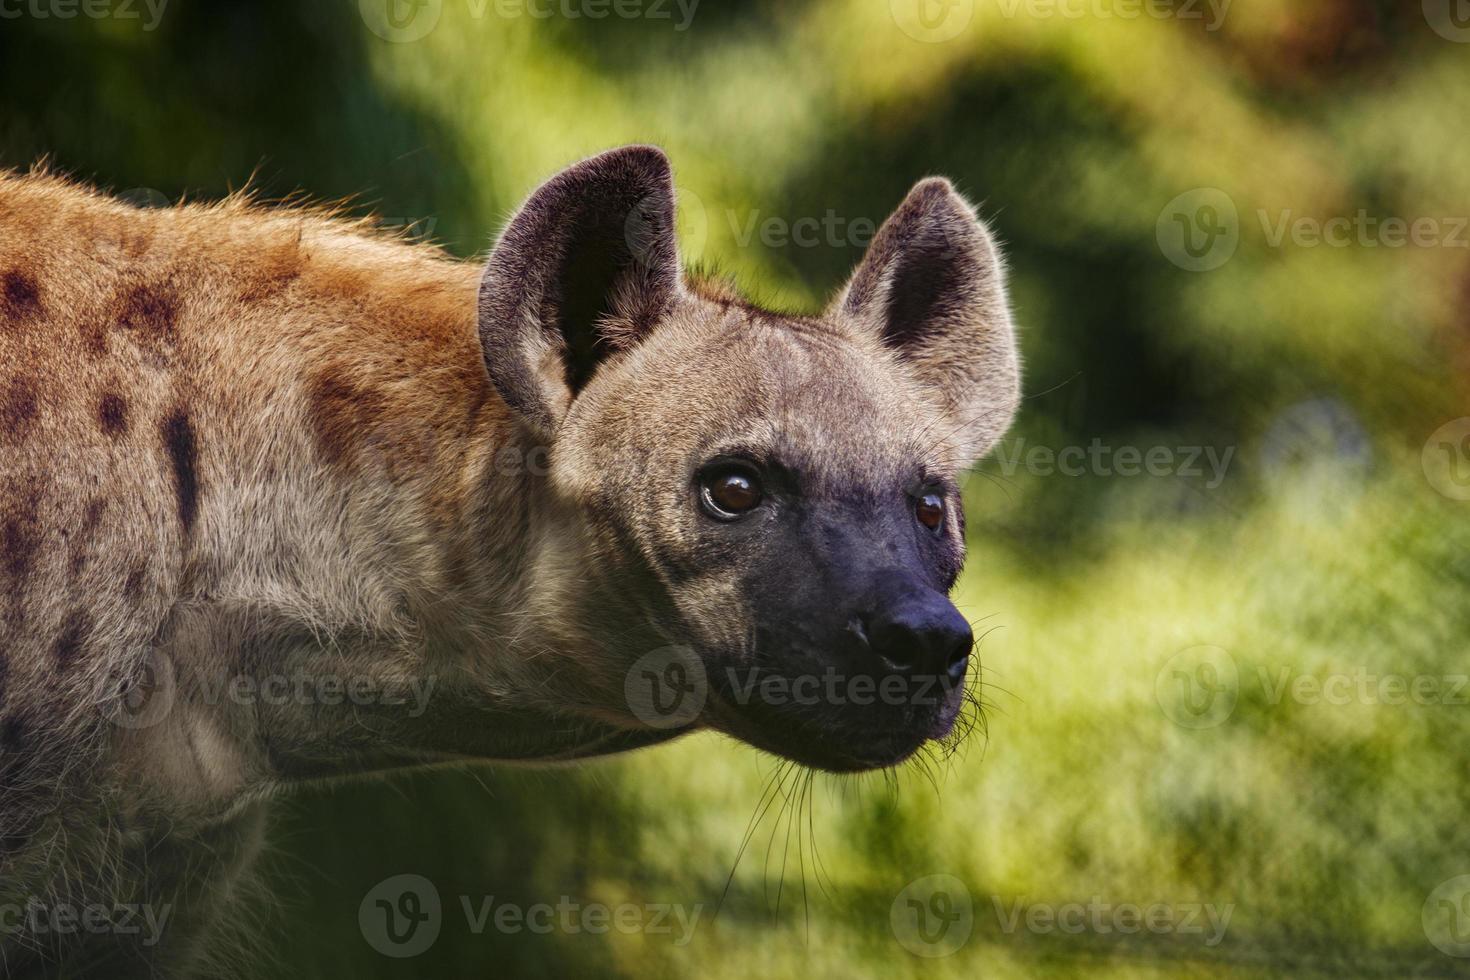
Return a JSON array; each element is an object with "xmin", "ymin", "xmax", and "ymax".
[
  {"xmin": 479, "ymin": 145, "xmax": 681, "ymax": 439},
  {"xmin": 834, "ymin": 178, "xmax": 1021, "ymax": 465}
]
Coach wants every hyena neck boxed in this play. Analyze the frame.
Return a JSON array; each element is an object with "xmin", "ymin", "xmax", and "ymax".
[
  {"xmin": 248, "ymin": 433, "xmax": 654, "ymax": 784},
  {"xmin": 105, "ymin": 292, "xmax": 636, "ymax": 821},
  {"xmin": 137, "ymin": 414, "xmax": 633, "ymax": 815}
]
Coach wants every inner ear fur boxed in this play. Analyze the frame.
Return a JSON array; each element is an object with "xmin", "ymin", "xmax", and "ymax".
[
  {"xmin": 835, "ymin": 177, "xmax": 1020, "ymax": 464},
  {"xmin": 478, "ymin": 145, "xmax": 681, "ymax": 437}
]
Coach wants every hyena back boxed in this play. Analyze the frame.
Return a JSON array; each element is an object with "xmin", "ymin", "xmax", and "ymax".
[
  {"xmin": 0, "ymin": 146, "xmax": 1020, "ymax": 975},
  {"xmin": 0, "ymin": 169, "xmax": 519, "ymax": 973}
]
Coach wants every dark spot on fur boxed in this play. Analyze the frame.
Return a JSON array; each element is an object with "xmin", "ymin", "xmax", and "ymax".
[
  {"xmin": 98, "ymin": 392, "xmax": 129, "ymax": 438},
  {"xmin": 1, "ymin": 270, "xmax": 41, "ymax": 324},
  {"xmin": 0, "ymin": 377, "xmax": 38, "ymax": 442},
  {"xmin": 112, "ymin": 281, "xmax": 180, "ymax": 365},
  {"xmin": 0, "ymin": 825, "xmax": 33, "ymax": 854},
  {"xmin": 123, "ymin": 561, "xmax": 147, "ymax": 600},
  {"xmin": 82, "ymin": 319, "xmax": 110, "ymax": 357},
  {"xmin": 161, "ymin": 409, "xmax": 201, "ymax": 535},
  {"xmin": 69, "ymin": 499, "xmax": 107, "ymax": 577},
  {"xmin": 1, "ymin": 505, "xmax": 40, "ymax": 584},
  {"xmin": 0, "ymin": 714, "xmax": 29, "ymax": 792},
  {"xmin": 0, "ymin": 714, "xmax": 27, "ymax": 755},
  {"xmin": 238, "ymin": 245, "xmax": 303, "ymax": 304},
  {"xmin": 308, "ymin": 369, "xmax": 385, "ymax": 466},
  {"xmin": 53, "ymin": 611, "xmax": 92, "ymax": 669},
  {"xmin": 117, "ymin": 282, "xmax": 178, "ymax": 339}
]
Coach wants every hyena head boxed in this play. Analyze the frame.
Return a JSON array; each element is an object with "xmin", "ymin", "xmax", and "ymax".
[{"xmin": 480, "ymin": 146, "xmax": 1019, "ymax": 772}]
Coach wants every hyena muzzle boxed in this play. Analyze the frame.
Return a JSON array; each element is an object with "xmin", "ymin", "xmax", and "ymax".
[{"xmin": 0, "ymin": 145, "xmax": 1019, "ymax": 975}]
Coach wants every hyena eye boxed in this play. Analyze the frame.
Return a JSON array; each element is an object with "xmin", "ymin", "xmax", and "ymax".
[
  {"xmin": 699, "ymin": 464, "xmax": 764, "ymax": 520},
  {"xmin": 915, "ymin": 492, "xmax": 946, "ymax": 532}
]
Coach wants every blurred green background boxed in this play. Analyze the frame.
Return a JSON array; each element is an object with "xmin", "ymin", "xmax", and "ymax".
[{"xmin": 4, "ymin": 0, "xmax": 1470, "ymax": 976}]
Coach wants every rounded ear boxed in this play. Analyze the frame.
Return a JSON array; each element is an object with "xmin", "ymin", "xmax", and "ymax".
[
  {"xmin": 834, "ymin": 178, "xmax": 1021, "ymax": 466},
  {"xmin": 478, "ymin": 145, "xmax": 681, "ymax": 440}
]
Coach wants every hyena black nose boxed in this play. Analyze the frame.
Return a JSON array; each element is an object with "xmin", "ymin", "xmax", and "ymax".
[{"xmin": 867, "ymin": 591, "xmax": 974, "ymax": 683}]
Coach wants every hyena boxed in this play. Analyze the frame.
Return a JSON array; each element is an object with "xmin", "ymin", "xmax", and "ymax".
[{"xmin": 0, "ymin": 146, "xmax": 1019, "ymax": 975}]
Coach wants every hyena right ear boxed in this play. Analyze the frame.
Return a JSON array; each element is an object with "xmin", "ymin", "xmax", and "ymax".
[
  {"xmin": 478, "ymin": 145, "xmax": 681, "ymax": 439},
  {"xmin": 834, "ymin": 178, "xmax": 1021, "ymax": 466}
]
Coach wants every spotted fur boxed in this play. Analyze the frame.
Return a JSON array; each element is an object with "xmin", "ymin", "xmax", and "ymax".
[{"xmin": 0, "ymin": 146, "xmax": 1019, "ymax": 975}]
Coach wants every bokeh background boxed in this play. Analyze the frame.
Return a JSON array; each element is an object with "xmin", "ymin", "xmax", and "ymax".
[{"xmin": 4, "ymin": 0, "xmax": 1470, "ymax": 976}]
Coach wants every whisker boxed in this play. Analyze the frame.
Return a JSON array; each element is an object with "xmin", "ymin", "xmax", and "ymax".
[
  {"xmin": 715, "ymin": 760, "xmax": 793, "ymax": 919},
  {"xmin": 762, "ymin": 765, "xmax": 799, "ymax": 915}
]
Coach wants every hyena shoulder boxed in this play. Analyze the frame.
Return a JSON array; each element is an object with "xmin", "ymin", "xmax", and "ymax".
[{"xmin": 0, "ymin": 168, "xmax": 499, "ymax": 900}]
